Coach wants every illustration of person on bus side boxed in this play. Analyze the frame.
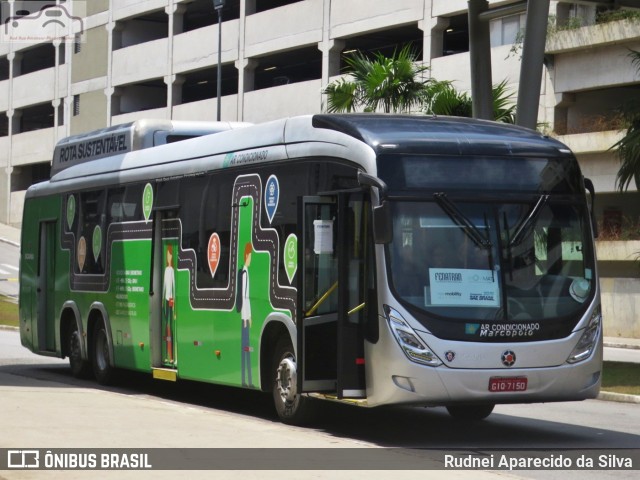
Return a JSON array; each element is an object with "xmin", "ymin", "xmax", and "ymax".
[
  {"xmin": 237, "ymin": 242, "xmax": 253, "ymax": 387},
  {"xmin": 162, "ymin": 243, "xmax": 176, "ymax": 366}
]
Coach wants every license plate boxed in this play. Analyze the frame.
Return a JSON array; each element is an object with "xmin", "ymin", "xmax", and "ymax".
[{"xmin": 488, "ymin": 376, "xmax": 528, "ymax": 392}]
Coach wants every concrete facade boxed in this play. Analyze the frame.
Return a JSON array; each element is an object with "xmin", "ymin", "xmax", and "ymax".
[{"xmin": 0, "ymin": 0, "xmax": 638, "ymax": 336}]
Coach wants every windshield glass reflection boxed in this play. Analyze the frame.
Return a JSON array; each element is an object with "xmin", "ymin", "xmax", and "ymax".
[{"xmin": 388, "ymin": 199, "xmax": 594, "ymax": 323}]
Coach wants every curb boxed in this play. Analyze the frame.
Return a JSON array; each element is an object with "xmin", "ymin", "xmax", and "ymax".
[
  {"xmin": 0, "ymin": 236, "xmax": 19, "ymax": 248},
  {"xmin": 604, "ymin": 341, "xmax": 640, "ymax": 351},
  {"xmin": 597, "ymin": 391, "xmax": 640, "ymax": 404}
]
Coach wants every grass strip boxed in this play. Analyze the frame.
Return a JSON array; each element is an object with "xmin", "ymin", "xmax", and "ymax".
[
  {"xmin": 0, "ymin": 295, "xmax": 18, "ymax": 327},
  {"xmin": 601, "ymin": 361, "xmax": 640, "ymax": 396}
]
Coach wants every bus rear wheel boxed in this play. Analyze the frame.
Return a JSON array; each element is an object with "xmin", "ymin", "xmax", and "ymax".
[
  {"xmin": 272, "ymin": 337, "xmax": 312, "ymax": 425},
  {"xmin": 92, "ymin": 323, "xmax": 115, "ymax": 385},
  {"xmin": 67, "ymin": 325, "xmax": 91, "ymax": 379},
  {"xmin": 446, "ymin": 404, "xmax": 495, "ymax": 421}
]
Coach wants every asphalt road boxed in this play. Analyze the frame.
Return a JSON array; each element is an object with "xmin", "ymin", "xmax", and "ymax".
[{"xmin": 0, "ymin": 329, "xmax": 638, "ymax": 480}]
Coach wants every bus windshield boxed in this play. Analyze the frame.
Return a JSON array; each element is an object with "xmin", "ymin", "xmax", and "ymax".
[
  {"xmin": 380, "ymin": 154, "xmax": 596, "ymax": 340},
  {"xmin": 389, "ymin": 198, "xmax": 594, "ymax": 315}
]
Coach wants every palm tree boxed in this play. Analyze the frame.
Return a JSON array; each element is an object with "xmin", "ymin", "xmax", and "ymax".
[
  {"xmin": 423, "ymin": 79, "xmax": 516, "ymax": 124},
  {"xmin": 491, "ymin": 80, "xmax": 518, "ymax": 124},
  {"xmin": 324, "ymin": 45, "xmax": 517, "ymax": 123},
  {"xmin": 323, "ymin": 45, "xmax": 429, "ymax": 114},
  {"xmin": 612, "ymin": 49, "xmax": 640, "ymax": 191},
  {"xmin": 422, "ymin": 80, "xmax": 472, "ymax": 117}
]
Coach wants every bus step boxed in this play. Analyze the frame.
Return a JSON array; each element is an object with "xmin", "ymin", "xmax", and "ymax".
[
  {"xmin": 309, "ymin": 393, "xmax": 368, "ymax": 406},
  {"xmin": 152, "ymin": 368, "xmax": 177, "ymax": 382}
]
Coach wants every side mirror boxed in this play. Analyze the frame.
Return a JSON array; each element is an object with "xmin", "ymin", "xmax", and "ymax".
[
  {"xmin": 373, "ymin": 200, "xmax": 392, "ymax": 244},
  {"xmin": 358, "ymin": 171, "xmax": 393, "ymax": 244}
]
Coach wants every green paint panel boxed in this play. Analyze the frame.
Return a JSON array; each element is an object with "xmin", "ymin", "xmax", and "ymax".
[
  {"xmin": 176, "ymin": 197, "xmax": 286, "ymax": 388},
  {"xmin": 108, "ymin": 239, "xmax": 152, "ymax": 371},
  {"xmin": 21, "ymin": 192, "xmax": 291, "ymax": 391}
]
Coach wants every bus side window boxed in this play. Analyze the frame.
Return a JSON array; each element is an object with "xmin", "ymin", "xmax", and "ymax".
[
  {"xmin": 107, "ymin": 184, "xmax": 143, "ymax": 223},
  {"xmin": 77, "ymin": 189, "xmax": 107, "ymax": 274},
  {"xmin": 179, "ymin": 174, "xmax": 233, "ymax": 289}
]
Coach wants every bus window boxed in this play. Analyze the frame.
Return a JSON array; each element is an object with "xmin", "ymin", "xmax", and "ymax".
[
  {"xmin": 77, "ymin": 189, "xmax": 107, "ymax": 274},
  {"xmin": 107, "ymin": 184, "xmax": 143, "ymax": 223},
  {"xmin": 303, "ymin": 202, "xmax": 338, "ymax": 316},
  {"xmin": 182, "ymin": 174, "xmax": 233, "ymax": 290}
]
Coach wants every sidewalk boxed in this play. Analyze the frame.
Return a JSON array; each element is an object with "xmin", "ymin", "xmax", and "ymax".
[
  {"xmin": 0, "ymin": 222, "xmax": 20, "ymax": 247},
  {"xmin": 604, "ymin": 336, "xmax": 640, "ymax": 350}
]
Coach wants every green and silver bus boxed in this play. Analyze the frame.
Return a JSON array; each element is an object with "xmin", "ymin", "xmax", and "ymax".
[{"xmin": 19, "ymin": 114, "xmax": 602, "ymax": 423}]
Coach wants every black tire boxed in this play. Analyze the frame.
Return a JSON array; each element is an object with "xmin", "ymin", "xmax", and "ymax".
[
  {"xmin": 91, "ymin": 323, "xmax": 115, "ymax": 385},
  {"xmin": 272, "ymin": 337, "xmax": 313, "ymax": 425},
  {"xmin": 67, "ymin": 324, "xmax": 91, "ymax": 379},
  {"xmin": 446, "ymin": 404, "xmax": 495, "ymax": 421}
]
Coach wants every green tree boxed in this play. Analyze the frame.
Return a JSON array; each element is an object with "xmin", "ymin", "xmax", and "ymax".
[
  {"xmin": 324, "ymin": 45, "xmax": 517, "ymax": 123},
  {"xmin": 612, "ymin": 50, "xmax": 640, "ymax": 191},
  {"xmin": 422, "ymin": 80, "xmax": 473, "ymax": 117},
  {"xmin": 323, "ymin": 45, "xmax": 429, "ymax": 113},
  {"xmin": 423, "ymin": 79, "xmax": 516, "ymax": 124}
]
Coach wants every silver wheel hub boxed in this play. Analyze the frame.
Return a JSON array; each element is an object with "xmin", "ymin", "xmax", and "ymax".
[{"xmin": 276, "ymin": 357, "xmax": 297, "ymax": 404}]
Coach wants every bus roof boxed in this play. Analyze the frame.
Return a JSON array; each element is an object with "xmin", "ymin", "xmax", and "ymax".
[
  {"xmin": 29, "ymin": 114, "xmax": 574, "ymax": 198},
  {"xmin": 311, "ymin": 114, "xmax": 571, "ymax": 158},
  {"xmin": 51, "ymin": 119, "xmax": 251, "ymax": 176}
]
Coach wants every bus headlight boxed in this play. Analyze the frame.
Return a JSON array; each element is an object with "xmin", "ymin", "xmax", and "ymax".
[
  {"xmin": 384, "ymin": 306, "xmax": 442, "ymax": 367},
  {"xmin": 567, "ymin": 306, "xmax": 601, "ymax": 364}
]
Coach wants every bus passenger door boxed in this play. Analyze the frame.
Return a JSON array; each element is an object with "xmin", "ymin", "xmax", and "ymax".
[
  {"xmin": 151, "ymin": 209, "xmax": 180, "ymax": 376},
  {"xmin": 298, "ymin": 193, "xmax": 368, "ymax": 398},
  {"xmin": 36, "ymin": 221, "xmax": 56, "ymax": 352}
]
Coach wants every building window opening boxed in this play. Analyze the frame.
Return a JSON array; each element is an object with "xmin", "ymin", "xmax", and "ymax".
[
  {"xmin": 254, "ymin": 46, "xmax": 321, "ymax": 90},
  {"xmin": 18, "ymin": 44, "xmax": 55, "ymax": 76},
  {"xmin": 0, "ymin": 113, "xmax": 7, "ymax": 137},
  {"xmin": 182, "ymin": 0, "xmax": 240, "ymax": 32},
  {"xmin": 254, "ymin": 0, "xmax": 304, "ymax": 14},
  {"xmin": 118, "ymin": 79, "xmax": 167, "ymax": 114},
  {"xmin": 442, "ymin": 14, "xmax": 469, "ymax": 56},
  {"xmin": 115, "ymin": 10, "xmax": 168, "ymax": 50},
  {"xmin": 0, "ymin": 56, "xmax": 8, "ymax": 81},
  {"xmin": 180, "ymin": 65, "xmax": 238, "ymax": 104},
  {"xmin": 490, "ymin": 13, "xmax": 526, "ymax": 47},
  {"xmin": 339, "ymin": 25, "xmax": 423, "ymax": 71},
  {"xmin": 18, "ymin": 103, "xmax": 55, "ymax": 133},
  {"xmin": 11, "ymin": 162, "xmax": 50, "ymax": 192}
]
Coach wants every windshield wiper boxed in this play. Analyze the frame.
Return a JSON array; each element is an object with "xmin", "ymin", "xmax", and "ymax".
[
  {"xmin": 433, "ymin": 193, "xmax": 492, "ymax": 248},
  {"xmin": 509, "ymin": 195, "xmax": 549, "ymax": 247}
]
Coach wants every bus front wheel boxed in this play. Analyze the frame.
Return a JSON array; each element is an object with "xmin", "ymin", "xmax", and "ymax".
[
  {"xmin": 272, "ymin": 337, "xmax": 312, "ymax": 425},
  {"xmin": 91, "ymin": 323, "xmax": 115, "ymax": 385},
  {"xmin": 67, "ymin": 324, "xmax": 91, "ymax": 379},
  {"xmin": 446, "ymin": 404, "xmax": 495, "ymax": 421}
]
